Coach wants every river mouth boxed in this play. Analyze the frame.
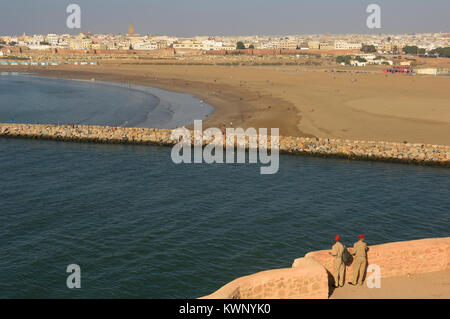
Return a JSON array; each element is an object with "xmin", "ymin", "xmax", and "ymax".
[
  {"xmin": 0, "ymin": 137, "xmax": 449, "ymax": 298},
  {"xmin": 0, "ymin": 73, "xmax": 449, "ymax": 299},
  {"xmin": 0, "ymin": 73, "xmax": 214, "ymax": 129}
]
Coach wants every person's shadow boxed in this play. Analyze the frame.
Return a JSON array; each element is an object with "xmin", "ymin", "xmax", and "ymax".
[
  {"xmin": 342, "ymin": 250, "xmax": 354, "ymax": 285},
  {"xmin": 362, "ymin": 247, "xmax": 370, "ymax": 283}
]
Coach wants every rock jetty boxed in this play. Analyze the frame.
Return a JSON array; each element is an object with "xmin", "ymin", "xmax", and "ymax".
[{"xmin": 1, "ymin": 123, "xmax": 449, "ymax": 167}]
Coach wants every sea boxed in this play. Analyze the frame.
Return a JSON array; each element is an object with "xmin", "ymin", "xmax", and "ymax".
[{"xmin": 0, "ymin": 73, "xmax": 449, "ymax": 298}]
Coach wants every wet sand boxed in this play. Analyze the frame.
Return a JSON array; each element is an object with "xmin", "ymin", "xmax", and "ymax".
[
  {"xmin": 330, "ymin": 269, "xmax": 450, "ymax": 299},
  {"xmin": 3, "ymin": 63, "xmax": 450, "ymax": 145}
]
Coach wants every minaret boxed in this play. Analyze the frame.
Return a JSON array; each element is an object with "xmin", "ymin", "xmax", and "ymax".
[{"xmin": 129, "ymin": 24, "xmax": 134, "ymax": 37}]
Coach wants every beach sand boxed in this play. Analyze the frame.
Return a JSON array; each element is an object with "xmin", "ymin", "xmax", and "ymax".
[
  {"xmin": 4, "ymin": 63, "xmax": 450, "ymax": 145},
  {"xmin": 330, "ymin": 269, "xmax": 450, "ymax": 299}
]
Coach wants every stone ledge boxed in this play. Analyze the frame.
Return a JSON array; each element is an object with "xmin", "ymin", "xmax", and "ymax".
[
  {"xmin": 202, "ymin": 257, "xmax": 329, "ymax": 299},
  {"xmin": 299, "ymin": 237, "xmax": 450, "ymax": 280}
]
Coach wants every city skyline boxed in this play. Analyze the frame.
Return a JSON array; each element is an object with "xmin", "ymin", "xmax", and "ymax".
[{"xmin": 1, "ymin": 0, "xmax": 449, "ymax": 37}]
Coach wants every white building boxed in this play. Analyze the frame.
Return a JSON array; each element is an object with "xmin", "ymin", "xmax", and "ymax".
[
  {"xmin": 133, "ymin": 42, "xmax": 158, "ymax": 50},
  {"xmin": 415, "ymin": 68, "xmax": 438, "ymax": 75},
  {"xmin": 27, "ymin": 45, "xmax": 51, "ymax": 50},
  {"xmin": 46, "ymin": 34, "xmax": 59, "ymax": 46},
  {"xmin": 259, "ymin": 41, "xmax": 278, "ymax": 49},
  {"xmin": 350, "ymin": 60, "xmax": 366, "ymax": 67},
  {"xmin": 31, "ymin": 35, "xmax": 44, "ymax": 45},
  {"xmin": 334, "ymin": 41, "xmax": 362, "ymax": 50}
]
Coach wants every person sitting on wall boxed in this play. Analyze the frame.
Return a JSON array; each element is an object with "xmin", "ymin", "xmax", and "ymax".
[
  {"xmin": 349, "ymin": 234, "xmax": 369, "ymax": 286},
  {"xmin": 329, "ymin": 235, "xmax": 345, "ymax": 288}
]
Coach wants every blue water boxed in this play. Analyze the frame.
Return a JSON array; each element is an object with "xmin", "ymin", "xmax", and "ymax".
[
  {"xmin": 0, "ymin": 75, "xmax": 449, "ymax": 298},
  {"xmin": 0, "ymin": 74, "xmax": 213, "ymax": 128},
  {"xmin": 0, "ymin": 138, "xmax": 449, "ymax": 298}
]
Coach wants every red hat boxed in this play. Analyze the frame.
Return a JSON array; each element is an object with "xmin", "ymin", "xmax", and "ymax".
[
  {"xmin": 335, "ymin": 235, "xmax": 341, "ymax": 241},
  {"xmin": 358, "ymin": 234, "xmax": 365, "ymax": 238}
]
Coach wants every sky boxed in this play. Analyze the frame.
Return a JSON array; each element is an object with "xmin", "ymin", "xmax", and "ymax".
[{"xmin": 0, "ymin": 0, "xmax": 449, "ymax": 36}]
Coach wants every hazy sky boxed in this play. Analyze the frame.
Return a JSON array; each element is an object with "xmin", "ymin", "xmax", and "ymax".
[{"xmin": 1, "ymin": 0, "xmax": 449, "ymax": 36}]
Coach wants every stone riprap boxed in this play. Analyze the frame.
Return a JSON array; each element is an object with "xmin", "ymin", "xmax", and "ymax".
[
  {"xmin": 0, "ymin": 123, "xmax": 175, "ymax": 146},
  {"xmin": 0, "ymin": 123, "xmax": 449, "ymax": 167}
]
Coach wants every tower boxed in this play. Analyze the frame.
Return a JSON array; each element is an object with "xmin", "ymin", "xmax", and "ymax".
[{"xmin": 129, "ymin": 24, "xmax": 134, "ymax": 37}]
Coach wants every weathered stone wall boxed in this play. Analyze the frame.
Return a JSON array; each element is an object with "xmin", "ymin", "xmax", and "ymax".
[
  {"xmin": 0, "ymin": 123, "xmax": 449, "ymax": 167},
  {"xmin": 205, "ymin": 49, "xmax": 362, "ymax": 56},
  {"xmin": 204, "ymin": 237, "xmax": 449, "ymax": 299},
  {"xmin": 296, "ymin": 237, "xmax": 450, "ymax": 281},
  {"xmin": 202, "ymin": 258, "xmax": 329, "ymax": 299}
]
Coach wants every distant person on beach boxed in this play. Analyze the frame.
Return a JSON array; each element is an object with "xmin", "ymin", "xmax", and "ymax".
[
  {"xmin": 329, "ymin": 235, "xmax": 345, "ymax": 288},
  {"xmin": 349, "ymin": 234, "xmax": 369, "ymax": 286}
]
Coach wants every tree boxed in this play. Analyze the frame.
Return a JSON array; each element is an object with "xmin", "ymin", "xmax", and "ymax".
[
  {"xmin": 402, "ymin": 45, "xmax": 424, "ymax": 55},
  {"xmin": 360, "ymin": 44, "xmax": 376, "ymax": 53},
  {"xmin": 248, "ymin": 44, "xmax": 255, "ymax": 49},
  {"xmin": 429, "ymin": 47, "xmax": 450, "ymax": 58},
  {"xmin": 236, "ymin": 41, "xmax": 245, "ymax": 50},
  {"xmin": 336, "ymin": 55, "xmax": 351, "ymax": 65}
]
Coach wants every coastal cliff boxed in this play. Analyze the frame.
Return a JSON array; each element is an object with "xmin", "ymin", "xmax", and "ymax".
[{"xmin": 1, "ymin": 123, "xmax": 449, "ymax": 166}]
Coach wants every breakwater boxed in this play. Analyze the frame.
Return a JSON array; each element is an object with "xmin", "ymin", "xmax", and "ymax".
[{"xmin": 1, "ymin": 123, "xmax": 449, "ymax": 167}]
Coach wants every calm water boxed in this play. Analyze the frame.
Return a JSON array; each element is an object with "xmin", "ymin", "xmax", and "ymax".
[
  {"xmin": 0, "ymin": 74, "xmax": 213, "ymax": 128},
  {"xmin": 0, "ymin": 76, "xmax": 449, "ymax": 298},
  {"xmin": 0, "ymin": 139, "xmax": 449, "ymax": 298}
]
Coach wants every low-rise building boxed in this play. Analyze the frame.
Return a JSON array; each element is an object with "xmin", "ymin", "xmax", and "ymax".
[
  {"xmin": 308, "ymin": 41, "xmax": 320, "ymax": 49},
  {"xmin": 277, "ymin": 39, "xmax": 297, "ymax": 50},
  {"xmin": 46, "ymin": 34, "xmax": 59, "ymax": 46},
  {"xmin": 319, "ymin": 41, "xmax": 334, "ymax": 50},
  {"xmin": 334, "ymin": 40, "xmax": 362, "ymax": 50},
  {"xmin": 173, "ymin": 40, "xmax": 203, "ymax": 50}
]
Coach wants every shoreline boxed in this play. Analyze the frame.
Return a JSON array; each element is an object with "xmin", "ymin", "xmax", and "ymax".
[
  {"xmin": 0, "ymin": 72, "xmax": 215, "ymax": 130},
  {"xmin": 0, "ymin": 65, "xmax": 305, "ymax": 137},
  {"xmin": 2, "ymin": 64, "xmax": 450, "ymax": 145},
  {"xmin": 1, "ymin": 123, "xmax": 449, "ymax": 167},
  {"xmin": 1, "ymin": 64, "xmax": 449, "ymax": 145}
]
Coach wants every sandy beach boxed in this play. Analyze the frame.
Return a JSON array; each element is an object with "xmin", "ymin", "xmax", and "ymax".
[{"xmin": 3, "ymin": 63, "xmax": 450, "ymax": 145}]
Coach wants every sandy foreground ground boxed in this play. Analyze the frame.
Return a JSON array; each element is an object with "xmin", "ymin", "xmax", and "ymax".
[
  {"xmin": 331, "ymin": 269, "xmax": 450, "ymax": 299},
  {"xmin": 3, "ymin": 63, "xmax": 450, "ymax": 145}
]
